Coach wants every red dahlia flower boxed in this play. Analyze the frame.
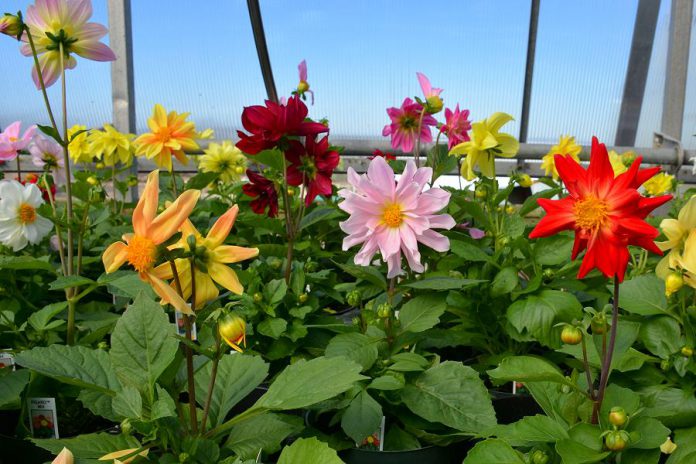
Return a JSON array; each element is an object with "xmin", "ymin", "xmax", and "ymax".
[
  {"xmin": 369, "ymin": 149, "xmax": 396, "ymax": 161},
  {"xmin": 236, "ymin": 96, "xmax": 328, "ymax": 155},
  {"xmin": 529, "ymin": 137, "xmax": 672, "ymax": 282},
  {"xmin": 285, "ymin": 136, "xmax": 339, "ymax": 206},
  {"xmin": 242, "ymin": 169, "xmax": 279, "ymax": 217},
  {"xmin": 21, "ymin": 173, "xmax": 56, "ymax": 202}
]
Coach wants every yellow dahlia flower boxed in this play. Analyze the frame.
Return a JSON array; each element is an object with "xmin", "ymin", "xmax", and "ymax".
[
  {"xmin": 643, "ymin": 172, "xmax": 674, "ymax": 196},
  {"xmin": 541, "ymin": 135, "xmax": 581, "ymax": 180},
  {"xmin": 67, "ymin": 125, "xmax": 93, "ymax": 164},
  {"xmin": 199, "ymin": 141, "xmax": 247, "ymax": 183},
  {"xmin": 88, "ymin": 124, "xmax": 135, "ymax": 166}
]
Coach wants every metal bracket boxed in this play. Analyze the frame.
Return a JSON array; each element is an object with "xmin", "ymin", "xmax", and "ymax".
[{"xmin": 653, "ymin": 131, "xmax": 684, "ymax": 173}]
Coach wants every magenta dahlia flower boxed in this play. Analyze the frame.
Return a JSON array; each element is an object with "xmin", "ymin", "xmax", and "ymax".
[
  {"xmin": 338, "ymin": 156, "xmax": 455, "ymax": 278},
  {"xmin": 382, "ymin": 98, "xmax": 437, "ymax": 154},
  {"xmin": 442, "ymin": 105, "xmax": 472, "ymax": 150}
]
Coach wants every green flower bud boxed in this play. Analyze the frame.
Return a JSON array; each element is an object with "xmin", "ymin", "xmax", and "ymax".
[
  {"xmin": 346, "ymin": 290, "xmax": 362, "ymax": 307},
  {"xmin": 531, "ymin": 450, "xmax": 549, "ymax": 464},
  {"xmin": 681, "ymin": 346, "xmax": 693, "ymax": 357},
  {"xmin": 518, "ymin": 174, "xmax": 533, "ymax": 188},
  {"xmin": 0, "ymin": 14, "xmax": 22, "ymax": 38},
  {"xmin": 120, "ymin": 419, "xmax": 132, "ymax": 435},
  {"xmin": 298, "ymin": 293, "xmax": 309, "ymax": 303},
  {"xmin": 97, "ymin": 341, "xmax": 109, "ymax": 350},
  {"xmin": 561, "ymin": 326, "xmax": 583, "ymax": 345},
  {"xmin": 591, "ymin": 313, "xmax": 608, "ymax": 335},
  {"xmin": 377, "ymin": 303, "xmax": 391, "ymax": 319},
  {"xmin": 608, "ymin": 407, "xmax": 628, "ymax": 427},
  {"xmin": 604, "ymin": 430, "xmax": 630, "ymax": 451}
]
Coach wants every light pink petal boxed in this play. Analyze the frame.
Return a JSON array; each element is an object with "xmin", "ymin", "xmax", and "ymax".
[
  {"xmin": 298, "ymin": 60, "xmax": 307, "ymax": 81},
  {"xmin": 401, "ymin": 242, "xmax": 424, "ymax": 274},
  {"xmin": 73, "ymin": 41, "xmax": 116, "ymax": 61},
  {"xmin": 342, "ymin": 228, "xmax": 370, "ymax": 250},
  {"xmin": 403, "ymin": 214, "xmax": 430, "ymax": 235},
  {"xmin": 416, "ymin": 188, "xmax": 451, "ymax": 214},
  {"xmin": 396, "ymin": 161, "xmax": 417, "ymax": 194},
  {"xmin": 386, "ymin": 253, "xmax": 403, "ymax": 278},
  {"xmin": 426, "ymin": 214, "xmax": 456, "ymax": 230},
  {"xmin": 70, "ymin": 0, "xmax": 92, "ymax": 25},
  {"xmin": 377, "ymin": 226, "xmax": 401, "ymax": 259},
  {"xmin": 416, "ymin": 72, "xmax": 432, "ymax": 97},
  {"xmin": 469, "ymin": 228, "xmax": 486, "ymax": 239},
  {"xmin": 417, "ymin": 229, "xmax": 450, "ymax": 252},
  {"xmin": 367, "ymin": 156, "xmax": 396, "ymax": 199},
  {"xmin": 354, "ymin": 237, "xmax": 379, "ymax": 265},
  {"xmin": 413, "ymin": 166, "xmax": 432, "ymax": 187},
  {"xmin": 2, "ymin": 122, "xmax": 21, "ymax": 139}
]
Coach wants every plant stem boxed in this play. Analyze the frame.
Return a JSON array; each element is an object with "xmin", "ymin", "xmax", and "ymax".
[
  {"xmin": 25, "ymin": 26, "xmax": 59, "ymax": 131},
  {"xmin": 280, "ymin": 154, "xmax": 294, "ymax": 283},
  {"xmin": 43, "ymin": 176, "xmax": 67, "ymax": 276},
  {"xmin": 185, "ymin": 258, "xmax": 198, "ymax": 434},
  {"xmin": 580, "ymin": 333, "xmax": 594, "ymax": 400},
  {"xmin": 111, "ymin": 164, "xmax": 118, "ymax": 210},
  {"xmin": 591, "ymin": 276, "xmax": 620, "ymax": 423},
  {"xmin": 66, "ymin": 298, "xmax": 76, "ymax": 345},
  {"xmin": 76, "ymin": 199, "xmax": 91, "ymax": 276},
  {"xmin": 58, "ymin": 43, "xmax": 74, "ymax": 279},
  {"xmin": 201, "ymin": 332, "xmax": 221, "ymax": 432},
  {"xmin": 413, "ymin": 107, "xmax": 427, "ymax": 168},
  {"xmin": 171, "ymin": 166, "xmax": 178, "ymax": 197},
  {"xmin": 16, "ymin": 156, "xmax": 22, "ymax": 181}
]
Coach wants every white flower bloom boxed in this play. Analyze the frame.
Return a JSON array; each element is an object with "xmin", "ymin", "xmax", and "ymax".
[{"xmin": 0, "ymin": 180, "xmax": 53, "ymax": 251}]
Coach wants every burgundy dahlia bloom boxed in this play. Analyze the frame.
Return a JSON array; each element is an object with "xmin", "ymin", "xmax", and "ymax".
[
  {"xmin": 285, "ymin": 136, "xmax": 339, "ymax": 206},
  {"xmin": 242, "ymin": 169, "xmax": 279, "ymax": 217}
]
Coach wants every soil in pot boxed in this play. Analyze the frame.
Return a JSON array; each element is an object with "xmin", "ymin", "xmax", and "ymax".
[
  {"xmin": 490, "ymin": 390, "xmax": 543, "ymax": 425},
  {"xmin": 340, "ymin": 441, "xmax": 472, "ymax": 464}
]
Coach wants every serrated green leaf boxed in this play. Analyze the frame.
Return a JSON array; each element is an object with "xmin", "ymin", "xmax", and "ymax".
[
  {"xmin": 399, "ymin": 294, "xmax": 447, "ymax": 333},
  {"xmin": 335, "ymin": 262, "xmax": 387, "ymax": 289},
  {"xmin": 617, "ymin": 274, "xmax": 668, "ymax": 316},
  {"xmin": 277, "ymin": 437, "xmax": 343, "ymax": 464},
  {"xmin": 49, "ymin": 275, "xmax": 95, "ymax": 290},
  {"xmin": 299, "ymin": 206, "xmax": 342, "ymax": 230},
  {"xmin": 0, "ymin": 369, "xmax": 30, "ymax": 409},
  {"xmin": 33, "ymin": 433, "xmax": 140, "ymax": 463},
  {"xmin": 488, "ymin": 356, "xmax": 577, "ymax": 390},
  {"xmin": 341, "ymin": 389, "xmax": 383, "ymax": 443},
  {"xmin": 257, "ymin": 318, "xmax": 288, "ymax": 339},
  {"xmin": 402, "ymin": 276, "xmax": 485, "ymax": 290},
  {"xmin": 490, "ymin": 267, "xmax": 518, "ymax": 297},
  {"xmin": 226, "ymin": 413, "xmax": 303, "ymax": 459},
  {"xmin": 325, "ymin": 332, "xmax": 379, "ymax": 371},
  {"xmin": 463, "ymin": 439, "xmax": 526, "ymax": 463},
  {"xmin": 112, "ymin": 385, "xmax": 142, "ymax": 420},
  {"xmin": 27, "ymin": 302, "xmax": 67, "ymax": 331}
]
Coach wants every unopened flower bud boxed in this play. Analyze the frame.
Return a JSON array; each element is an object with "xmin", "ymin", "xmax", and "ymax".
[
  {"xmin": 287, "ymin": 187, "xmax": 295, "ymax": 196},
  {"xmin": 179, "ymin": 452, "xmax": 190, "ymax": 463},
  {"xmin": 120, "ymin": 418, "xmax": 132, "ymax": 435},
  {"xmin": 97, "ymin": 341, "xmax": 109, "ymax": 350},
  {"xmin": 346, "ymin": 290, "xmax": 362, "ymax": 307},
  {"xmin": 95, "ymin": 162, "xmax": 105, "ymax": 169},
  {"xmin": 127, "ymin": 175, "xmax": 138, "ymax": 187},
  {"xmin": 505, "ymin": 205, "xmax": 515, "ymax": 215},
  {"xmin": 86, "ymin": 176, "xmax": 98, "ymax": 186},
  {"xmin": 604, "ymin": 430, "xmax": 630, "ymax": 451},
  {"xmin": 218, "ymin": 314, "xmax": 246, "ymax": 352},
  {"xmin": 518, "ymin": 174, "xmax": 533, "ymax": 188},
  {"xmin": 377, "ymin": 303, "xmax": 391, "ymax": 319},
  {"xmin": 253, "ymin": 292, "xmax": 263, "ymax": 303},
  {"xmin": 298, "ymin": 293, "xmax": 309, "ymax": 303},
  {"xmin": 665, "ymin": 273, "xmax": 683, "ymax": 297},
  {"xmin": 297, "ymin": 80, "xmax": 310, "ymax": 93},
  {"xmin": 608, "ymin": 407, "xmax": 628, "ymax": 427},
  {"xmin": 475, "ymin": 187, "xmax": 487, "ymax": 199},
  {"xmin": 0, "ymin": 14, "xmax": 22, "ymax": 38},
  {"xmin": 234, "ymin": 165, "xmax": 245, "ymax": 175},
  {"xmin": 660, "ymin": 437, "xmax": 677, "ymax": 454},
  {"xmin": 425, "ymin": 95, "xmax": 444, "ymax": 114},
  {"xmin": 531, "ymin": 450, "xmax": 549, "ymax": 464},
  {"xmin": 591, "ymin": 313, "xmax": 608, "ymax": 335},
  {"xmin": 561, "ymin": 326, "xmax": 583, "ymax": 345},
  {"xmin": 681, "ymin": 346, "xmax": 693, "ymax": 357}
]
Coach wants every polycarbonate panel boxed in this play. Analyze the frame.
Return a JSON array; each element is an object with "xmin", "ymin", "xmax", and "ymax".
[
  {"xmin": 131, "ymin": 0, "xmax": 266, "ymax": 140},
  {"xmin": 679, "ymin": 8, "xmax": 696, "ymax": 150},
  {"xmin": 260, "ymin": 0, "xmax": 531, "ymax": 141},
  {"xmin": 526, "ymin": 1, "xmax": 638, "ymax": 145},
  {"xmin": 0, "ymin": 0, "xmax": 112, "ymax": 131}
]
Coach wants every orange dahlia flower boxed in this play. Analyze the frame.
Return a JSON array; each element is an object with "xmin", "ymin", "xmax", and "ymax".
[
  {"xmin": 529, "ymin": 137, "xmax": 671, "ymax": 282},
  {"xmin": 102, "ymin": 170, "xmax": 200, "ymax": 313}
]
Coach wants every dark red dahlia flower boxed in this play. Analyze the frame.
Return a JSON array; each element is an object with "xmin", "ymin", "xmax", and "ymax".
[
  {"xmin": 242, "ymin": 169, "xmax": 279, "ymax": 217},
  {"xmin": 285, "ymin": 136, "xmax": 339, "ymax": 206}
]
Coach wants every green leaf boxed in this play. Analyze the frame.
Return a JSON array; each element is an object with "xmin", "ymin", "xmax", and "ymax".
[
  {"xmin": 0, "ymin": 255, "xmax": 55, "ymax": 272},
  {"xmin": 450, "ymin": 240, "xmax": 493, "ymax": 263},
  {"xmin": 299, "ymin": 206, "xmax": 342, "ymax": 230},
  {"xmin": 16, "ymin": 345, "xmax": 120, "ymax": 395},
  {"xmin": 506, "ymin": 290, "xmax": 582, "ymax": 347},
  {"xmin": 277, "ymin": 437, "xmax": 343, "ymax": 464},
  {"xmin": 185, "ymin": 171, "xmax": 219, "ymax": 190},
  {"xmin": 490, "ymin": 267, "xmax": 518, "ymax": 297},
  {"xmin": 255, "ymin": 357, "xmax": 365, "ymax": 410},
  {"xmin": 33, "ymin": 433, "xmax": 141, "ymax": 463},
  {"xmin": 226, "ymin": 413, "xmax": 303, "ymax": 459},
  {"xmin": 27, "ymin": 302, "xmax": 67, "ymax": 331},
  {"xmin": 463, "ymin": 439, "xmax": 526, "ymax": 463},
  {"xmin": 452, "ymin": 197, "xmax": 490, "ymax": 228},
  {"xmin": 195, "ymin": 354, "xmax": 268, "ymax": 427},
  {"xmin": 78, "ymin": 390, "xmax": 119, "ymax": 422},
  {"xmin": 37, "ymin": 124, "xmax": 63, "ymax": 145},
  {"xmin": 600, "ymin": 384, "xmax": 640, "ymax": 419},
  {"xmin": 628, "ymin": 416, "xmax": 671, "ymax": 449},
  {"xmin": 639, "ymin": 316, "xmax": 682, "ymax": 358},
  {"xmin": 555, "ymin": 438, "xmax": 610, "ymax": 464},
  {"xmin": 489, "ymin": 415, "xmax": 568, "ymax": 446},
  {"xmin": 402, "ymin": 276, "xmax": 485, "ymax": 290},
  {"xmin": 49, "ymin": 275, "xmax": 95, "ymax": 290},
  {"xmin": 263, "ymin": 279, "xmax": 287, "ymax": 306},
  {"xmin": 503, "ymin": 215, "xmax": 526, "ymax": 239},
  {"xmin": 251, "ymin": 148, "xmax": 284, "ymax": 171},
  {"xmin": 398, "ymin": 294, "xmax": 447, "ymax": 333},
  {"xmin": 341, "ymin": 389, "xmax": 383, "ymax": 443},
  {"xmin": 152, "ymin": 385, "xmax": 177, "ymax": 420},
  {"xmin": 257, "ymin": 318, "xmax": 288, "ymax": 339},
  {"xmin": 534, "ymin": 235, "xmax": 574, "ymax": 266},
  {"xmin": 520, "ymin": 188, "xmax": 560, "ymax": 216},
  {"xmin": 368, "ymin": 375, "xmax": 405, "ymax": 391},
  {"xmin": 388, "ymin": 352, "xmax": 430, "ymax": 372},
  {"xmin": 325, "ymin": 332, "xmax": 379, "ymax": 371},
  {"xmin": 429, "ymin": 144, "xmax": 459, "ymax": 183},
  {"xmin": 109, "ymin": 293, "xmax": 179, "ymax": 394},
  {"xmin": 112, "ymin": 385, "xmax": 143, "ymax": 420},
  {"xmin": 106, "ymin": 273, "xmax": 157, "ymax": 299},
  {"xmin": 0, "ymin": 369, "xmax": 30, "ymax": 409},
  {"xmin": 335, "ymin": 262, "xmax": 387, "ymax": 289},
  {"xmin": 666, "ymin": 426, "xmax": 696, "ymax": 463},
  {"xmin": 617, "ymin": 274, "xmax": 668, "ymax": 316},
  {"xmin": 488, "ymin": 356, "xmax": 577, "ymax": 389},
  {"xmin": 402, "ymin": 361, "xmax": 496, "ymax": 433},
  {"xmin": 621, "ymin": 449, "xmax": 661, "ymax": 464}
]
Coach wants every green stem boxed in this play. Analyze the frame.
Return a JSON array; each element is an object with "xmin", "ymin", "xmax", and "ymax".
[
  {"xmin": 76, "ymin": 199, "xmax": 91, "ymax": 276},
  {"xmin": 413, "ymin": 107, "xmax": 427, "ymax": 168},
  {"xmin": 580, "ymin": 333, "xmax": 595, "ymax": 400},
  {"xmin": 16, "ymin": 156, "xmax": 22, "ymax": 181},
  {"xmin": 58, "ymin": 43, "xmax": 74, "ymax": 279},
  {"xmin": 24, "ymin": 25, "xmax": 59, "ymax": 131},
  {"xmin": 591, "ymin": 276, "xmax": 620, "ymax": 423},
  {"xmin": 205, "ymin": 406, "xmax": 268, "ymax": 439},
  {"xmin": 185, "ymin": 258, "xmax": 198, "ymax": 434},
  {"xmin": 201, "ymin": 332, "xmax": 221, "ymax": 432},
  {"xmin": 280, "ymin": 155, "xmax": 294, "ymax": 283},
  {"xmin": 66, "ymin": 298, "xmax": 76, "ymax": 345},
  {"xmin": 43, "ymin": 176, "xmax": 67, "ymax": 276}
]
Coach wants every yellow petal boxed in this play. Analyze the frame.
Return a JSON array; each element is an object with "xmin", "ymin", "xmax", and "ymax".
[
  {"xmin": 180, "ymin": 219, "xmax": 202, "ymax": 243},
  {"xmin": 99, "ymin": 448, "xmax": 149, "ymax": 463},
  {"xmin": 486, "ymin": 112, "xmax": 514, "ymax": 132},
  {"xmin": 478, "ymin": 152, "xmax": 496, "ymax": 178},
  {"xmin": 679, "ymin": 230, "xmax": 696, "ymax": 274},
  {"xmin": 479, "ymin": 132, "xmax": 499, "ymax": 151},
  {"xmin": 149, "ymin": 189, "xmax": 201, "ymax": 245},
  {"xmin": 209, "ymin": 262, "xmax": 244, "ymax": 294},
  {"xmin": 212, "ymin": 245, "xmax": 259, "ymax": 264},
  {"xmin": 678, "ymin": 195, "xmax": 696, "ymax": 229},
  {"xmin": 192, "ymin": 271, "xmax": 219, "ymax": 309},
  {"xmin": 206, "ymin": 205, "xmax": 239, "ymax": 248},
  {"xmin": 132, "ymin": 170, "xmax": 159, "ymax": 236},
  {"xmin": 496, "ymin": 133, "xmax": 520, "ymax": 158},
  {"xmin": 658, "ymin": 218, "xmax": 684, "ymax": 251},
  {"xmin": 151, "ymin": 261, "xmax": 175, "ymax": 280},
  {"xmin": 147, "ymin": 273, "xmax": 193, "ymax": 315},
  {"xmin": 103, "ymin": 241, "xmax": 128, "ymax": 273}
]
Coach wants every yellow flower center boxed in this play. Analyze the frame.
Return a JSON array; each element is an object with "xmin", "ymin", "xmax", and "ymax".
[
  {"xmin": 574, "ymin": 196, "xmax": 609, "ymax": 230},
  {"xmin": 18, "ymin": 203, "xmax": 36, "ymax": 224},
  {"xmin": 156, "ymin": 126, "xmax": 174, "ymax": 144},
  {"xmin": 382, "ymin": 204, "xmax": 403, "ymax": 228},
  {"xmin": 9, "ymin": 136, "xmax": 17, "ymax": 142},
  {"xmin": 297, "ymin": 80, "xmax": 310, "ymax": 92},
  {"xmin": 126, "ymin": 235, "xmax": 157, "ymax": 273}
]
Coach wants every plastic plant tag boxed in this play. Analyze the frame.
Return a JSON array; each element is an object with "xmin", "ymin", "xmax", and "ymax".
[
  {"xmin": 358, "ymin": 416, "xmax": 385, "ymax": 451},
  {"xmin": 29, "ymin": 398, "xmax": 59, "ymax": 438},
  {"xmin": 174, "ymin": 310, "xmax": 197, "ymax": 340},
  {"xmin": 0, "ymin": 351, "xmax": 15, "ymax": 370}
]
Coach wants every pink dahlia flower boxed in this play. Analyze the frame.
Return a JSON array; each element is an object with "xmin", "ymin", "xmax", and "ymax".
[
  {"xmin": 417, "ymin": 72, "xmax": 444, "ymax": 114},
  {"xmin": 0, "ymin": 122, "xmax": 36, "ymax": 161},
  {"xmin": 297, "ymin": 59, "xmax": 314, "ymax": 105},
  {"xmin": 338, "ymin": 156, "xmax": 455, "ymax": 278},
  {"xmin": 382, "ymin": 98, "xmax": 437, "ymax": 154},
  {"xmin": 21, "ymin": 0, "xmax": 116, "ymax": 88},
  {"xmin": 442, "ymin": 105, "xmax": 472, "ymax": 150},
  {"xmin": 29, "ymin": 134, "xmax": 65, "ymax": 183}
]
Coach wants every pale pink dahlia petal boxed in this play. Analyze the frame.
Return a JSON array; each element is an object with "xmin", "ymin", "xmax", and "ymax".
[
  {"xmin": 412, "ymin": 165, "xmax": 433, "ymax": 188},
  {"xmin": 417, "ymin": 229, "xmax": 450, "ymax": 252},
  {"xmin": 426, "ymin": 214, "xmax": 456, "ymax": 230},
  {"xmin": 401, "ymin": 243, "xmax": 424, "ymax": 274},
  {"xmin": 74, "ymin": 40, "xmax": 116, "ymax": 61},
  {"xmin": 416, "ymin": 188, "xmax": 451, "ymax": 214},
  {"xmin": 417, "ymin": 72, "xmax": 432, "ymax": 96},
  {"xmin": 377, "ymin": 226, "xmax": 401, "ymax": 259},
  {"xmin": 70, "ymin": 0, "xmax": 93, "ymax": 25},
  {"xmin": 402, "ymin": 214, "xmax": 430, "ymax": 235},
  {"xmin": 367, "ymin": 157, "xmax": 396, "ymax": 198},
  {"xmin": 386, "ymin": 253, "xmax": 402, "ymax": 278},
  {"xmin": 298, "ymin": 60, "xmax": 307, "ymax": 81}
]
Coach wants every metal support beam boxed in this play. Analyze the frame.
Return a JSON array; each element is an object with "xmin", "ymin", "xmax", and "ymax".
[
  {"xmin": 247, "ymin": 0, "xmax": 278, "ymax": 104},
  {"xmin": 518, "ymin": 0, "xmax": 540, "ymax": 143},
  {"xmin": 661, "ymin": 0, "xmax": 693, "ymax": 140},
  {"xmin": 615, "ymin": 0, "xmax": 661, "ymax": 146},
  {"xmin": 107, "ymin": 0, "xmax": 137, "ymax": 200}
]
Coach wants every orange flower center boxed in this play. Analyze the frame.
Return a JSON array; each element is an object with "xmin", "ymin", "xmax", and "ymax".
[
  {"xmin": 126, "ymin": 235, "xmax": 157, "ymax": 273},
  {"xmin": 18, "ymin": 203, "xmax": 36, "ymax": 224},
  {"xmin": 156, "ymin": 126, "xmax": 175, "ymax": 144},
  {"xmin": 574, "ymin": 196, "xmax": 609, "ymax": 230},
  {"xmin": 382, "ymin": 204, "xmax": 403, "ymax": 228}
]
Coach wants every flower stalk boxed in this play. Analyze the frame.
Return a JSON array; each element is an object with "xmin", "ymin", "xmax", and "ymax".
[{"xmin": 591, "ymin": 276, "xmax": 620, "ymax": 423}]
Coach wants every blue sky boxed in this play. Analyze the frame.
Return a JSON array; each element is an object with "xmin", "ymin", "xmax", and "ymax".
[{"xmin": 1, "ymin": 0, "xmax": 694, "ymax": 149}]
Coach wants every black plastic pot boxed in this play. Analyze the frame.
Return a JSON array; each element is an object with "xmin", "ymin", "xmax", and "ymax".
[
  {"xmin": 509, "ymin": 186, "xmax": 533, "ymax": 204},
  {"xmin": 340, "ymin": 444, "xmax": 467, "ymax": 464},
  {"xmin": 0, "ymin": 433, "xmax": 53, "ymax": 464},
  {"xmin": 490, "ymin": 390, "xmax": 543, "ymax": 425}
]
